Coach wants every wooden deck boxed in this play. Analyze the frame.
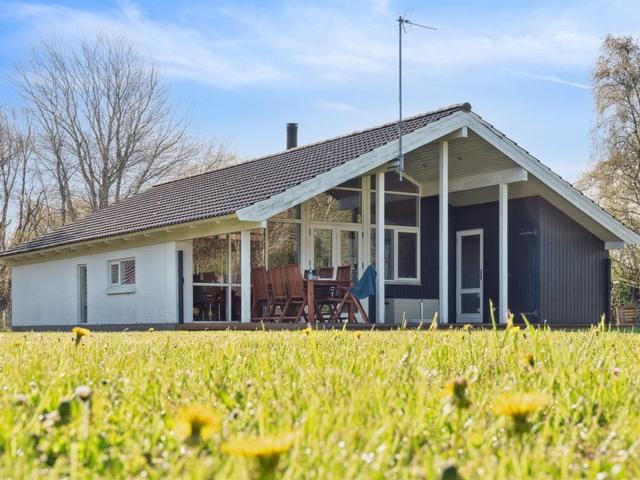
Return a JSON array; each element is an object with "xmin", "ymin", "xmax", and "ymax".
[
  {"xmin": 11, "ymin": 322, "xmax": 636, "ymax": 332},
  {"xmin": 175, "ymin": 322, "xmax": 634, "ymax": 331}
]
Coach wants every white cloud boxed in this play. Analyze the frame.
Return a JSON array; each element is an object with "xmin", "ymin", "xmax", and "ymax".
[
  {"xmin": 315, "ymin": 100, "xmax": 358, "ymax": 112},
  {"xmin": 1, "ymin": 0, "xmax": 638, "ymax": 90},
  {"xmin": 509, "ymin": 69, "xmax": 590, "ymax": 90},
  {"xmin": 1, "ymin": 1, "xmax": 283, "ymax": 88}
]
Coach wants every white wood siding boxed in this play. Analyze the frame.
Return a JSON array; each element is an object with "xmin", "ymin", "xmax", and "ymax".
[{"xmin": 12, "ymin": 242, "xmax": 180, "ymax": 326}]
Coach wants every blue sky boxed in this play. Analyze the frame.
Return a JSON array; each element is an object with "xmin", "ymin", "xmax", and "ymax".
[{"xmin": 0, "ymin": 0, "xmax": 638, "ymax": 182}]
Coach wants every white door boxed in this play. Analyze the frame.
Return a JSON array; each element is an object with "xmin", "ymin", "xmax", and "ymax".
[
  {"xmin": 456, "ymin": 229, "xmax": 483, "ymax": 323},
  {"xmin": 311, "ymin": 226, "xmax": 362, "ymax": 281}
]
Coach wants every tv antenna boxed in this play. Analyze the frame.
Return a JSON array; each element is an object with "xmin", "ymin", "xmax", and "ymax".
[{"xmin": 396, "ymin": 16, "xmax": 436, "ymax": 180}]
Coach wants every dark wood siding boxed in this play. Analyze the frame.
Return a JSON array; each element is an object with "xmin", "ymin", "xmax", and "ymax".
[
  {"xmin": 386, "ymin": 195, "xmax": 610, "ymax": 325},
  {"xmin": 508, "ymin": 199, "xmax": 541, "ymax": 322},
  {"xmin": 538, "ymin": 199, "xmax": 609, "ymax": 324},
  {"xmin": 448, "ymin": 202, "xmax": 499, "ymax": 323}
]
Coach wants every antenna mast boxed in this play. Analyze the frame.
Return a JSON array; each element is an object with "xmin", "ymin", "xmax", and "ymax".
[{"xmin": 396, "ymin": 16, "xmax": 436, "ymax": 180}]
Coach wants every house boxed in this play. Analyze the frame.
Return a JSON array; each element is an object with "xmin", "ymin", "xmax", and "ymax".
[{"xmin": 2, "ymin": 103, "xmax": 638, "ymax": 329}]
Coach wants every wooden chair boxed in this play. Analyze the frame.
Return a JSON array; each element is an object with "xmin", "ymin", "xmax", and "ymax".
[
  {"xmin": 268, "ymin": 266, "xmax": 289, "ymax": 322},
  {"xmin": 329, "ymin": 265, "xmax": 370, "ymax": 323},
  {"xmin": 336, "ymin": 265, "xmax": 352, "ymax": 282},
  {"xmin": 333, "ymin": 288, "xmax": 370, "ymax": 323},
  {"xmin": 616, "ymin": 304, "xmax": 640, "ymax": 326},
  {"xmin": 314, "ymin": 266, "xmax": 334, "ymax": 318},
  {"xmin": 317, "ymin": 266, "xmax": 334, "ymax": 279},
  {"xmin": 280, "ymin": 264, "xmax": 311, "ymax": 323},
  {"xmin": 251, "ymin": 267, "xmax": 273, "ymax": 321}
]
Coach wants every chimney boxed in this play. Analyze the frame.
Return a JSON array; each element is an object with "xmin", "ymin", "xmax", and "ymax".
[{"xmin": 286, "ymin": 123, "xmax": 298, "ymax": 150}]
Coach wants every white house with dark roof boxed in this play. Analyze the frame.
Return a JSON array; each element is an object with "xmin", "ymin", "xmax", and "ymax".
[{"xmin": 2, "ymin": 103, "xmax": 638, "ymax": 329}]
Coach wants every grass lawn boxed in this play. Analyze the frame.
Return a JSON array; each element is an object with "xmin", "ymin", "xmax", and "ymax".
[{"xmin": 1, "ymin": 327, "xmax": 639, "ymax": 479}]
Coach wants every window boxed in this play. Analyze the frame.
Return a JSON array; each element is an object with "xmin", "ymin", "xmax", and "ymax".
[
  {"xmin": 267, "ymin": 222, "xmax": 302, "ymax": 267},
  {"xmin": 267, "ymin": 205, "xmax": 303, "ymax": 268},
  {"xmin": 192, "ymin": 234, "xmax": 242, "ymax": 321},
  {"xmin": 370, "ymin": 172, "xmax": 420, "ymax": 282},
  {"xmin": 108, "ymin": 258, "xmax": 135, "ymax": 287},
  {"xmin": 310, "ymin": 188, "xmax": 362, "ymax": 223}
]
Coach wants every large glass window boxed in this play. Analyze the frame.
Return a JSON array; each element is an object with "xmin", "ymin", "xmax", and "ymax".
[
  {"xmin": 251, "ymin": 229, "xmax": 266, "ymax": 268},
  {"xmin": 371, "ymin": 228, "xmax": 419, "ymax": 281},
  {"xmin": 267, "ymin": 222, "xmax": 301, "ymax": 267},
  {"xmin": 370, "ymin": 193, "xmax": 418, "ymax": 227},
  {"xmin": 370, "ymin": 173, "xmax": 420, "ymax": 282},
  {"xmin": 192, "ymin": 234, "xmax": 242, "ymax": 321},
  {"xmin": 271, "ymin": 205, "xmax": 301, "ymax": 220},
  {"xmin": 310, "ymin": 189, "xmax": 362, "ymax": 223},
  {"xmin": 193, "ymin": 235, "xmax": 228, "ymax": 284},
  {"xmin": 371, "ymin": 172, "xmax": 419, "ymax": 193},
  {"xmin": 397, "ymin": 232, "xmax": 418, "ymax": 278}
]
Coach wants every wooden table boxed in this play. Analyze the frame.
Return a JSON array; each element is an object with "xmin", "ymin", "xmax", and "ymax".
[{"xmin": 305, "ymin": 278, "xmax": 353, "ymax": 323}]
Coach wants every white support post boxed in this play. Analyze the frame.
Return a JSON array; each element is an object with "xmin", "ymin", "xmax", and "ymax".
[
  {"xmin": 240, "ymin": 230, "xmax": 251, "ymax": 323},
  {"xmin": 499, "ymin": 183, "xmax": 508, "ymax": 323},
  {"xmin": 362, "ymin": 175, "xmax": 371, "ymax": 318},
  {"xmin": 439, "ymin": 141, "xmax": 449, "ymax": 324},
  {"xmin": 375, "ymin": 171, "xmax": 385, "ymax": 324}
]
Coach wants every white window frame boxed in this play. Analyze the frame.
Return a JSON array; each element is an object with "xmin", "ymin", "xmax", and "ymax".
[
  {"xmin": 371, "ymin": 173, "xmax": 421, "ymax": 284},
  {"xmin": 107, "ymin": 257, "xmax": 136, "ymax": 294},
  {"xmin": 193, "ymin": 234, "xmax": 242, "ymax": 321}
]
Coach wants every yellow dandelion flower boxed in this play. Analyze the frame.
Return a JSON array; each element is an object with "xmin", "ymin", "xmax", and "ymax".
[
  {"xmin": 72, "ymin": 327, "xmax": 90, "ymax": 337},
  {"xmin": 221, "ymin": 430, "xmax": 300, "ymax": 459},
  {"xmin": 493, "ymin": 392, "xmax": 548, "ymax": 424},
  {"xmin": 175, "ymin": 404, "xmax": 221, "ymax": 443},
  {"xmin": 443, "ymin": 377, "xmax": 471, "ymax": 409},
  {"xmin": 523, "ymin": 353, "xmax": 535, "ymax": 368},
  {"xmin": 72, "ymin": 327, "xmax": 90, "ymax": 346},
  {"xmin": 462, "ymin": 324, "xmax": 472, "ymax": 332},
  {"xmin": 302, "ymin": 326, "xmax": 313, "ymax": 335}
]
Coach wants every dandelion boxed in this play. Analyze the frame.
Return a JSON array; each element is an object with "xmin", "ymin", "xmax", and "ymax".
[
  {"xmin": 75, "ymin": 385, "xmax": 92, "ymax": 401},
  {"xmin": 222, "ymin": 430, "xmax": 300, "ymax": 473},
  {"xmin": 462, "ymin": 324, "xmax": 472, "ymax": 332},
  {"xmin": 148, "ymin": 327, "xmax": 155, "ymax": 332},
  {"xmin": 443, "ymin": 377, "xmax": 471, "ymax": 409},
  {"xmin": 302, "ymin": 326, "xmax": 313, "ymax": 336},
  {"xmin": 175, "ymin": 404, "xmax": 221, "ymax": 444},
  {"xmin": 72, "ymin": 327, "xmax": 90, "ymax": 346},
  {"xmin": 523, "ymin": 353, "xmax": 535, "ymax": 368},
  {"xmin": 493, "ymin": 392, "xmax": 548, "ymax": 431}
]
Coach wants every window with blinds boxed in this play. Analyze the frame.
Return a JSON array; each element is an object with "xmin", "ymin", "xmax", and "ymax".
[{"xmin": 108, "ymin": 258, "xmax": 136, "ymax": 287}]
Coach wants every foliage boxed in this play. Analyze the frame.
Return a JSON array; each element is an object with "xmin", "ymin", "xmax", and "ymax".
[
  {"xmin": 579, "ymin": 35, "xmax": 640, "ymax": 306},
  {"xmin": 0, "ymin": 329, "xmax": 639, "ymax": 478}
]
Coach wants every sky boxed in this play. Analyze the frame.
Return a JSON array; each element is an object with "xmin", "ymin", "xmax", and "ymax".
[{"xmin": 0, "ymin": 0, "xmax": 638, "ymax": 182}]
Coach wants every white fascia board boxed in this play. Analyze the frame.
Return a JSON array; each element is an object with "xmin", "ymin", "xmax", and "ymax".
[
  {"xmin": 236, "ymin": 111, "xmax": 468, "ymax": 221},
  {"xmin": 421, "ymin": 167, "xmax": 527, "ymax": 197},
  {"xmin": 465, "ymin": 113, "xmax": 640, "ymax": 246},
  {"xmin": 605, "ymin": 241, "xmax": 625, "ymax": 250}
]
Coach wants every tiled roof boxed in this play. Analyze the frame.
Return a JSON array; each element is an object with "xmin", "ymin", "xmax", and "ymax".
[{"xmin": 1, "ymin": 103, "xmax": 470, "ymax": 257}]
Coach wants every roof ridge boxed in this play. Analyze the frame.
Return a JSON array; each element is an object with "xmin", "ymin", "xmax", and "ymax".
[{"xmin": 154, "ymin": 102, "xmax": 471, "ymax": 188}]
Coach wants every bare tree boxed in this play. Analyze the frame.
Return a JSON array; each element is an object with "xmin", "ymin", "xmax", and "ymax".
[
  {"xmin": 578, "ymin": 35, "xmax": 640, "ymax": 306},
  {"xmin": 169, "ymin": 139, "xmax": 238, "ymax": 180},
  {"xmin": 16, "ymin": 36, "xmax": 195, "ymax": 220},
  {"xmin": 0, "ymin": 108, "xmax": 49, "ymax": 313}
]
